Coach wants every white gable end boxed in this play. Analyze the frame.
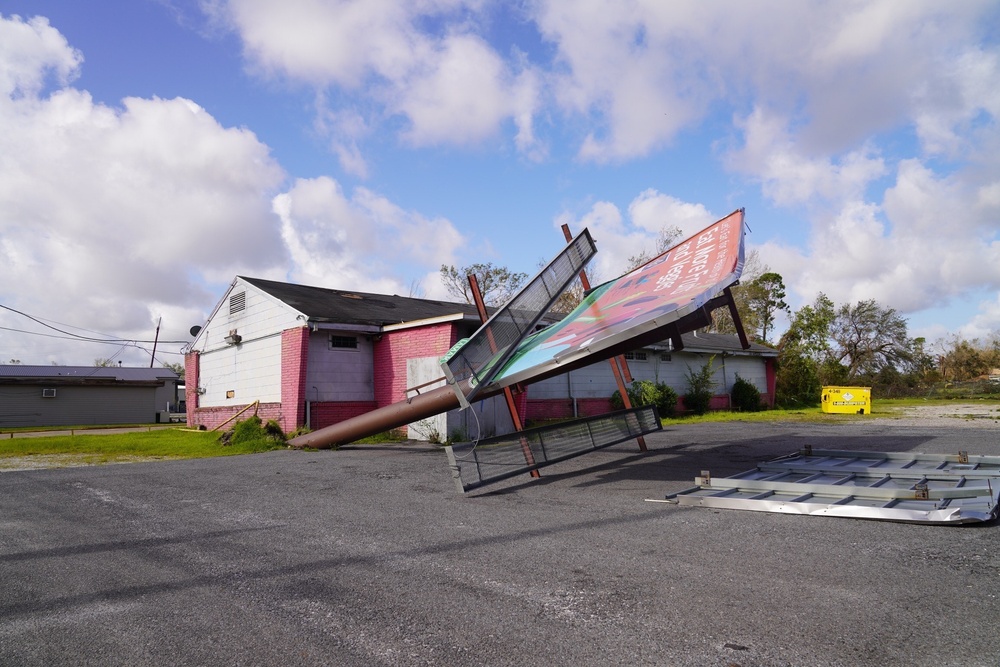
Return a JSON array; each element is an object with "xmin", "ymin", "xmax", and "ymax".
[{"xmin": 194, "ymin": 278, "xmax": 304, "ymax": 408}]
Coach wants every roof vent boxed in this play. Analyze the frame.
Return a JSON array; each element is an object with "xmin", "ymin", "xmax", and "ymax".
[
  {"xmin": 42, "ymin": 388, "xmax": 57, "ymax": 398},
  {"xmin": 229, "ymin": 291, "xmax": 246, "ymax": 315}
]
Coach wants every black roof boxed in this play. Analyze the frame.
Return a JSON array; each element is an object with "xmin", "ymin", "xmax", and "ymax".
[
  {"xmin": 241, "ymin": 276, "xmax": 481, "ymax": 326},
  {"xmin": 678, "ymin": 331, "xmax": 777, "ymax": 356}
]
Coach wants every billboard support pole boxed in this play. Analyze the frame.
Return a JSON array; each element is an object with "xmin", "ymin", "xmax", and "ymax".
[
  {"xmin": 723, "ymin": 285, "xmax": 751, "ymax": 350},
  {"xmin": 561, "ymin": 224, "xmax": 646, "ymax": 452},
  {"xmin": 468, "ymin": 274, "xmax": 541, "ymax": 478}
]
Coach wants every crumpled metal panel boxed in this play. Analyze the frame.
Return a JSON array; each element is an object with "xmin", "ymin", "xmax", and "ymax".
[{"xmin": 659, "ymin": 448, "xmax": 1000, "ymax": 524}]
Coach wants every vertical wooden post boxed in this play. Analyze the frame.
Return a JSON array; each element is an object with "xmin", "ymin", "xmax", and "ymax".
[
  {"xmin": 560, "ymin": 224, "xmax": 646, "ymax": 452},
  {"xmin": 468, "ymin": 275, "xmax": 540, "ymax": 477}
]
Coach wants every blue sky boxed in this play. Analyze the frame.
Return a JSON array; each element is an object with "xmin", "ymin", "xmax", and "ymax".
[{"xmin": 1, "ymin": 0, "xmax": 999, "ymax": 367}]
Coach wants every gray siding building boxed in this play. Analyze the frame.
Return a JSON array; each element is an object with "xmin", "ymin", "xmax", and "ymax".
[{"xmin": 0, "ymin": 366, "xmax": 180, "ymax": 428}]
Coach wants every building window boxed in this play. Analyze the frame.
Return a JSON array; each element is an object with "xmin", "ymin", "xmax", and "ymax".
[
  {"xmin": 229, "ymin": 291, "xmax": 246, "ymax": 315},
  {"xmin": 623, "ymin": 351, "xmax": 648, "ymax": 362},
  {"xmin": 661, "ymin": 353, "xmax": 671, "ymax": 362},
  {"xmin": 329, "ymin": 335, "xmax": 358, "ymax": 350}
]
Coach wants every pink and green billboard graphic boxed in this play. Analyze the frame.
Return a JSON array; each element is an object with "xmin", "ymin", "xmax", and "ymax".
[{"xmin": 487, "ymin": 208, "xmax": 746, "ymax": 388}]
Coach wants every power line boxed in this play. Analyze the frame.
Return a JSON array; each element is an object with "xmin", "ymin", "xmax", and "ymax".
[{"xmin": 0, "ymin": 304, "xmax": 189, "ymax": 344}]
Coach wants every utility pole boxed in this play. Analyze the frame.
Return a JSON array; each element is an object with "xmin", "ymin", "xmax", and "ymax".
[{"xmin": 150, "ymin": 317, "xmax": 161, "ymax": 368}]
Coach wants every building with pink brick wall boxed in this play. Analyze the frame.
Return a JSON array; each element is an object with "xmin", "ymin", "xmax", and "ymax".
[
  {"xmin": 185, "ymin": 276, "xmax": 775, "ymax": 439},
  {"xmin": 184, "ymin": 276, "xmax": 520, "ymax": 438}
]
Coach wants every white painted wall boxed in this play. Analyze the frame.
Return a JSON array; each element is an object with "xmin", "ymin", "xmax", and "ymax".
[
  {"xmin": 195, "ymin": 279, "xmax": 301, "ymax": 407},
  {"xmin": 528, "ymin": 347, "xmax": 769, "ymax": 400},
  {"xmin": 406, "ymin": 357, "xmax": 448, "ymax": 441},
  {"xmin": 406, "ymin": 357, "xmax": 515, "ymax": 442},
  {"xmin": 198, "ymin": 334, "xmax": 282, "ymax": 407}
]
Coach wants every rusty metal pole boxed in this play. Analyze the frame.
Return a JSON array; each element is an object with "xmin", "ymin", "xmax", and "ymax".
[
  {"xmin": 560, "ymin": 224, "xmax": 646, "ymax": 452},
  {"xmin": 468, "ymin": 274, "xmax": 540, "ymax": 477},
  {"xmin": 724, "ymin": 285, "xmax": 751, "ymax": 350}
]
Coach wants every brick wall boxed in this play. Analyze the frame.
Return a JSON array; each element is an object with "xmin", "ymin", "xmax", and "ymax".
[
  {"xmin": 280, "ymin": 327, "xmax": 309, "ymax": 433},
  {"xmin": 309, "ymin": 401, "xmax": 378, "ymax": 430},
  {"xmin": 526, "ymin": 397, "xmax": 615, "ymax": 420},
  {"xmin": 184, "ymin": 350, "xmax": 199, "ymax": 425},
  {"xmin": 191, "ymin": 402, "xmax": 284, "ymax": 431},
  {"xmin": 373, "ymin": 322, "xmax": 458, "ymax": 408}
]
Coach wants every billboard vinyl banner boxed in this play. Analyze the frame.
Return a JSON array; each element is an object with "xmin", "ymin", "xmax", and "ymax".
[{"xmin": 487, "ymin": 208, "xmax": 746, "ymax": 388}]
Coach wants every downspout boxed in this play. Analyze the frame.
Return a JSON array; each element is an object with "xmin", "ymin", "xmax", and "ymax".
[
  {"xmin": 567, "ymin": 370, "xmax": 577, "ymax": 418},
  {"xmin": 721, "ymin": 353, "xmax": 730, "ymax": 409}
]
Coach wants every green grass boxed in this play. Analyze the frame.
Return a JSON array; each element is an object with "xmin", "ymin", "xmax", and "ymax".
[
  {"xmin": 5, "ymin": 396, "xmax": 998, "ymax": 468},
  {"xmin": 0, "ymin": 428, "xmax": 284, "ymax": 468},
  {"xmin": 0, "ymin": 423, "xmax": 184, "ymax": 434},
  {"xmin": 660, "ymin": 396, "xmax": 1000, "ymax": 425}
]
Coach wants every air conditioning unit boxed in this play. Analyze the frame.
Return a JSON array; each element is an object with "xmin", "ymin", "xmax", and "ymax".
[
  {"xmin": 224, "ymin": 329, "xmax": 242, "ymax": 345},
  {"xmin": 42, "ymin": 388, "xmax": 57, "ymax": 398}
]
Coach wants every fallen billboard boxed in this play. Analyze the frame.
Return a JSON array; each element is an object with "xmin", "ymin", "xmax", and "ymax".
[
  {"xmin": 441, "ymin": 228, "xmax": 598, "ymax": 408},
  {"xmin": 483, "ymin": 208, "xmax": 746, "ymax": 390}
]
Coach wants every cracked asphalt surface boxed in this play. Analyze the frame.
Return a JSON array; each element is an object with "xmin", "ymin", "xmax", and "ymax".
[{"xmin": 2, "ymin": 412, "xmax": 999, "ymax": 666}]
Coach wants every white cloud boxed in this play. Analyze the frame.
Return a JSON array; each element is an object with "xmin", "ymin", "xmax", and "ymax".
[
  {"xmin": 275, "ymin": 176, "xmax": 465, "ymax": 296},
  {"xmin": 761, "ymin": 158, "xmax": 1000, "ymax": 317},
  {"xmin": 0, "ymin": 14, "xmax": 484, "ymax": 364},
  {"xmin": 210, "ymin": 0, "xmax": 544, "ymax": 165},
  {"xmin": 555, "ymin": 191, "xmax": 716, "ymax": 281},
  {"xmin": 0, "ymin": 38, "xmax": 290, "ymax": 362},
  {"xmin": 530, "ymin": 1, "xmax": 998, "ymax": 161},
  {"xmin": 726, "ymin": 107, "xmax": 887, "ymax": 207},
  {"xmin": 393, "ymin": 33, "xmax": 522, "ymax": 147},
  {"xmin": 962, "ymin": 294, "xmax": 1000, "ymax": 339},
  {"xmin": 627, "ymin": 189, "xmax": 714, "ymax": 239},
  {"xmin": 0, "ymin": 13, "xmax": 81, "ymax": 97},
  {"xmin": 0, "ymin": 14, "xmax": 466, "ymax": 364}
]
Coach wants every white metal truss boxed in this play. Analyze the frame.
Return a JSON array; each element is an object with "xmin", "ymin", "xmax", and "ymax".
[{"xmin": 653, "ymin": 448, "xmax": 1000, "ymax": 524}]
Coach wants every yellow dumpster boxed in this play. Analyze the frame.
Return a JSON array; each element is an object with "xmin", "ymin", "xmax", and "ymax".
[{"xmin": 821, "ymin": 386, "xmax": 871, "ymax": 414}]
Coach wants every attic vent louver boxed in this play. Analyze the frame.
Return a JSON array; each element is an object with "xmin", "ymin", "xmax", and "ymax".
[
  {"xmin": 42, "ymin": 388, "xmax": 57, "ymax": 398},
  {"xmin": 229, "ymin": 291, "xmax": 246, "ymax": 315}
]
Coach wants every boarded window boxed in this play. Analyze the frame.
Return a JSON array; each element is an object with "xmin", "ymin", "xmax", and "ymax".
[
  {"xmin": 329, "ymin": 335, "xmax": 358, "ymax": 350},
  {"xmin": 229, "ymin": 291, "xmax": 246, "ymax": 315}
]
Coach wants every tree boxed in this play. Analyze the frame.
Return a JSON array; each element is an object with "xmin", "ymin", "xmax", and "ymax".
[
  {"xmin": 623, "ymin": 224, "xmax": 683, "ymax": 272},
  {"xmin": 163, "ymin": 361, "xmax": 185, "ymax": 382},
  {"xmin": 781, "ymin": 293, "xmax": 835, "ymax": 360},
  {"xmin": 549, "ymin": 278, "xmax": 586, "ymax": 313},
  {"xmin": 439, "ymin": 263, "xmax": 528, "ymax": 307},
  {"xmin": 904, "ymin": 337, "xmax": 937, "ymax": 383},
  {"xmin": 682, "ymin": 356, "xmax": 717, "ymax": 415},
  {"xmin": 830, "ymin": 299, "xmax": 912, "ymax": 379},
  {"xmin": 708, "ymin": 248, "xmax": 765, "ymax": 338},
  {"xmin": 744, "ymin": 272, "xmax": 789, "ymax": 344},
  {"xmin": 936, "ymin": 335, "xmax": 1000, "ymax": 382},
  {"xmin": 94, "ymin": 358, "xmax": 118, "ymax": 367},
  {"xmin": 774, "ymin": 293, "xmax": 836, "ymax": 407}
]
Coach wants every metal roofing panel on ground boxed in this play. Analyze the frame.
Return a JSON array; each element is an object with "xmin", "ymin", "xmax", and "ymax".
[{"xmin": 656, "ymin": 448, "xmax": 1000, "ymax": 524}]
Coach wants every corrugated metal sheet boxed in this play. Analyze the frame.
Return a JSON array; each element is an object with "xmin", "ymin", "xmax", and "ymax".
[{"xmin": 657, "ymin": 448, "xmax": 1000, "ymax": 524}]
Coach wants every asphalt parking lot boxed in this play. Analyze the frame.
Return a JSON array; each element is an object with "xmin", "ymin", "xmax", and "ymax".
[{"xmin": 2, "ymin": 416, "xmax": 999, "ymax": 666}]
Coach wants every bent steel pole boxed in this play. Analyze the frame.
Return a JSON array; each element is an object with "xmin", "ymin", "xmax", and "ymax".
[{"xmin": 289, "ymin": 384, "xmax": 468, "ymax": 449}]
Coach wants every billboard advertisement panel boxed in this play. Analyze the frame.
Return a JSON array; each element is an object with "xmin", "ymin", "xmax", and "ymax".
[{"xmin": 486, "ymin": 208, "xmax": 745, "ymax": 388}]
